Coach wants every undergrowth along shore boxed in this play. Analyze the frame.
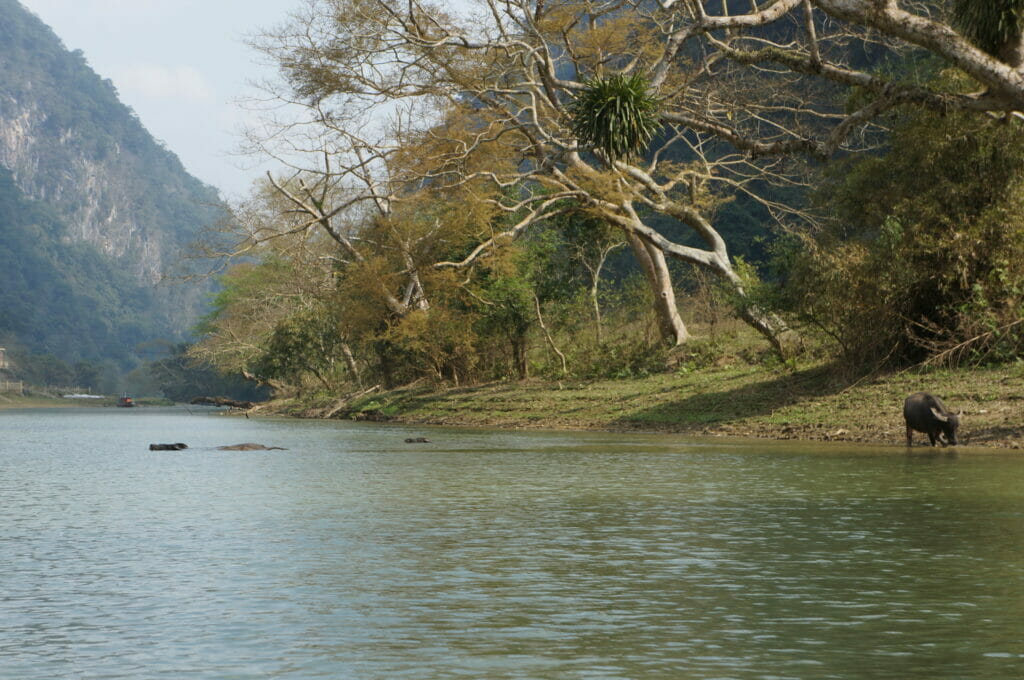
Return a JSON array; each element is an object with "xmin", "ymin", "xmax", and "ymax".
[{"xmin": 266, "ymin": 362, "xmax": 1024, "ymax": 450}]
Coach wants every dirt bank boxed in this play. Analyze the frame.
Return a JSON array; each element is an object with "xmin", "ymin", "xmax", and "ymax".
[{"xmin": 268, "ymin": 362, "xmax": 1024, "ymax": 450}]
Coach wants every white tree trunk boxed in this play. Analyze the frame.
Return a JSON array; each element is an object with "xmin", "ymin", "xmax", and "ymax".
[
  {"xmin": 340, "ymin": 342, "xmax": 361, "ymax": 387},
  {"xmin": 626, "ymin": 232, "xmax": 690, "ymax": 346}
]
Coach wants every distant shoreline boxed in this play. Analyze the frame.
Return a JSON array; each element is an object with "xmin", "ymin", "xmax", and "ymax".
[
  {"xmin": 0, "ymin": 395, "xmax": 176, "ymax": 409},
  {"xmin": 0, "ymin": 395, "xmax": 114, "ymax": 409}
]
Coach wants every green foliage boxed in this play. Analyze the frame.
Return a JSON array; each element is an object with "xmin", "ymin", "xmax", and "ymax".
[
  {"xmin": 72, "ymin": 361, "xmax": 102, "ymax": 390},
  {"xmin": 569, "ymin": 73, "xmax": 661, "ymax": 162},
  {"xmin": 10, "ymin": 351, "xmax": 73, "ymax": 387},
  {"xmin": 771, "ymin": 104, "xmax": 1024, "ymax": 367},
  {"xmin": 383, "ymin": 307, "xmax": 480, "ymax": 385},
  {"xmin": 953, "ymin": 0, "xmax": 1024, "ymax": 57},
  {"xmin": 579, "ymin": 338, "xmax": 670, "ymax": 379},
  {"xmin": 252, "ymin": 307, "xmax": 350, "ymax": 389},
  {"xmin": 0, "ymin": 168, "xmax": 173, "ymax": 370},
  {"xmin": 147, "ymin": 344, "xmax": 268, "ymax": 402}
]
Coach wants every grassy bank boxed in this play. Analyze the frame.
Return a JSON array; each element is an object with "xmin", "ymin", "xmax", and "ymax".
[
  {"xmin": 0, "ymin": 394, "xmax": 105, "ymax": 409},
  {"xmin": 266, "ymin": 361, "xmax": 1024, "ymax": 449}
]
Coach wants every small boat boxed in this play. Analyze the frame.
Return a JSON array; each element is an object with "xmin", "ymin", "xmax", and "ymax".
[{"xmin": 117, "ymin": 394, "xmax": 136, "ymax": 408}]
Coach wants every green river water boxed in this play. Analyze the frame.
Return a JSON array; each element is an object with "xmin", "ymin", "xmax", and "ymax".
[{"xmin": 2, "ymin": 407, "xmax": 1023, "ymax": 679}]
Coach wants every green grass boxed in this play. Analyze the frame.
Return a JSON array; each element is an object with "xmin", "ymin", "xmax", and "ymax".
[
  {"xmin": 260, "ymin": 316, "xmax": 1024, "ymax": 450},
  {"xmin": 301, "ymin": 359, "xmax": 1024, "ymax": 449}
]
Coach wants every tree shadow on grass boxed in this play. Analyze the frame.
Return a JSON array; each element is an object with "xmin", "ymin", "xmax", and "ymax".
[
  {"xmin": 964, "ymin": 424, "xmax": 1024, "ymax": 446},
  {"xmin": 618, "ymin": 363, "xmax": 858, "ymax": 428}
]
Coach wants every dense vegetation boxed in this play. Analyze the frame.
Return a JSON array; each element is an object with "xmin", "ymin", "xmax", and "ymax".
[
  {"xmin": 6, "ymin": 0, "xmax": 1024, "ymax": 408},
  {"xmin": 188, "ymin": 1, "xmax": 1024, "ymax": 407},
  {"xmin": 0, "ymin": 167, "xmax": 163, "ymax": 355},
  {"xmin": 773, "ymin": 103, "xmax": 1024, "ymax": 368}
]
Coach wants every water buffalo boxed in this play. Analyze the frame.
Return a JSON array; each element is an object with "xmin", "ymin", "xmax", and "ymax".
[{"xmin": 903, "ymin": 392, "xmax": 961, "ymax": 447}]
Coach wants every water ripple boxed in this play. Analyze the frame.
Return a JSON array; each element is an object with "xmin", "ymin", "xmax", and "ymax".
[{"xmin": 2, "ymin": 409, "xmax": 1024, "ymax": 678}]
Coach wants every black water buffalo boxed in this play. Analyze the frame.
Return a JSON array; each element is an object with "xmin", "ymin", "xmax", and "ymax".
[{"xmin": 903, "ymin": 392, "xmax": 961, "ymax": 447}]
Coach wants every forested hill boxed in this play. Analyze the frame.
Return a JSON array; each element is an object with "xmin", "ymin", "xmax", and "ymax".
[{"xmin": 0, "ymin": 0, "xmax": 225, "ymax": 382}]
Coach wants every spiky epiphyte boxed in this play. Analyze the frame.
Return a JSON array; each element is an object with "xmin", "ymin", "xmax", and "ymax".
[
  {"xmin": 569, "ymin": 73, "xmax": 661, "ymax": 163},
  {"xmin": 953, "ymin": 0, "xmax": 1024, "ymax": 58}
]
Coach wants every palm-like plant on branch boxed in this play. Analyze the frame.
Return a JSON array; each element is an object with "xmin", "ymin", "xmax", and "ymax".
[
  {"xmin": 953, "ymin": 0, "xmax": 1024, "ymax": 58},
  {"xmin": 569, "ymin": 73, "xmax": 661, "ymax": 163}
]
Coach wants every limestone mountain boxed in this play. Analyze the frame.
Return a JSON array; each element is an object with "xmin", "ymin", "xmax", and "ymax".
[{"xmin": 0, "ymin": 0, "xmax": 225, "ymax": 378}]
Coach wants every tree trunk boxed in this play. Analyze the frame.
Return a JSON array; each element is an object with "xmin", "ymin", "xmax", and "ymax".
[
  {"xmin": 716, "ymin": 261, "xmax": 790, "ymax": 357},
  {"xmin": 340, "ymin": 342, "xmax": 361, "ymax": 387},
  {"xmin": 375, "ymin": 340, "xmax": 397, "ymax": 389},
  {"xmin": 579, "ymin": 242, "xmax": 621, "ymax": 344},
  {"xmin": 626, "ymin": 232, "xmax": 690, "ymax": 346},
  {"xmin": 621, "ymin": 206, "xmax": 791, "ymax": 356},
  {"xmin": 534, "ymin": 294, "xmax": 568, "ymax": 375},
  {"xmin": 513, "ymin": 335, "xmax": 529, "ymax": 380}
]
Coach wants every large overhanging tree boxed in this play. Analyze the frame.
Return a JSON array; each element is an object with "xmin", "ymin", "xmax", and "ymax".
[
  {"xmin": 246, "ymin": 0, "xmax": 1024, "ymax": 356},
  {"xmin": 669, "ymin": 1, "xmax": 1024, "ymax": 114},
  {"xmin": 245, "ymin": 0, "xmax": 806, "ymax": 353}
]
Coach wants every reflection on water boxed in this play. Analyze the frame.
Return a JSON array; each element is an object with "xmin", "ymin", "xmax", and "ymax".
[{"xmin": 2, "ymin": 407, "xmax": 1024, "ymax": 679}]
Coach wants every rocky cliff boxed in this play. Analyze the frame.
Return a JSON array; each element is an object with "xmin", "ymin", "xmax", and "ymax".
[{"xmin": 0, "ymin": 0, "xmax": 225, "ymax": 368}]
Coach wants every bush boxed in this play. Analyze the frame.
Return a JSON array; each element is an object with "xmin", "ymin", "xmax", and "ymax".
[{"xmin": 772, "ymin": 104, "xmax": 1024, "ymax": 367}]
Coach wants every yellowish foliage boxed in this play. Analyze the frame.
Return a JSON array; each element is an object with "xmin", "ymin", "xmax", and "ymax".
[
  {"xmin": 536, "ymin": 7, "xmax": 662, "ymax": 74},
  {"xmin": 382, "ymin": 306, "xmax": 479, "ymax": 383}
]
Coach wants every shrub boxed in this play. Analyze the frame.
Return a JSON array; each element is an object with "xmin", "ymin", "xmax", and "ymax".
[{"xmin": 772, "ymin": 105, "xmax": 1024, "ymax": 367}]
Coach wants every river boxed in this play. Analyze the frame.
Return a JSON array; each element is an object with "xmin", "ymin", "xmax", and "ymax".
[{"xmin": 2, "ymin": 407, "xmax": 1023, "ymax": 679}]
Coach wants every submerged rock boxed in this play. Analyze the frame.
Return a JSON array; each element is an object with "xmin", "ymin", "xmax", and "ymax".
[
  {"xmin": 216, "ymin": 442, "xmax": 286, "ymax": 451},
  {"xmin": 149, "ymin": 443, "xmax": 188, "ymax": 451}
]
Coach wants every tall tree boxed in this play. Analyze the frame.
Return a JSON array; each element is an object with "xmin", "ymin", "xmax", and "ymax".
[
  {"xmin": 241, "ymin": 0, "xmax": 1024, "ymax": 356},
  {"xmin": 247, "ymin": 0, "xmax": 867, "ymax": 352}
]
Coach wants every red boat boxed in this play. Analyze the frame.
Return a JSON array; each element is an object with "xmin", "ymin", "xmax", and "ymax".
[{"xmin": 117, "ymin": 394, "xmax": 136, "ymax": 407}]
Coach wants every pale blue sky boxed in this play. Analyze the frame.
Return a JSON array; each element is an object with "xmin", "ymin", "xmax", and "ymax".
[{"xmin": 18, "ymin": 0, "xmax": 302, "ymax": 198}]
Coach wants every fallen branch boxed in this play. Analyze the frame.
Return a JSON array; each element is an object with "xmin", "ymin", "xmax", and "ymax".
[
  {"xmin": 322, "ymin": 384, "xmax": 381, "ymax": 419},
  {"xmin": 919, "ymin": 318, "xmax": 1024, "ymax": 369},
  {"xmin": 190, "ymin": 396, "xmax": 257, "ymax": 409}
]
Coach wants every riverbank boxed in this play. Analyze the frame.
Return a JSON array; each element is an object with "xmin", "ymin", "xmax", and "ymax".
[
  {"xmin": 0, "ymin": 394, "xmax": 97, "ymax": 409},
  {"xmin": 0, "ymin": 394, "xmax": 173, "ymax": 409},
  {"xmin": 266, "ymin": 362, "xmax": 1024, "ymax": 449}
]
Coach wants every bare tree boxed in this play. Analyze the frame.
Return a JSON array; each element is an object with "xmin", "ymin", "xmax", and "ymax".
[
  {"xmin": 676, "ymin": 1, "xmax": 1024, "ymax": 116},
  {"xmin": 241, "ymin": 101, "xmax": 435, "ymax": 319},
  {"xmin": 235, "ymin": 2, "xmax": 829, "ymax": 352},
  {"xmin": 573, "ymin": 236, "xmax": 624, "ymax": 343},
  {"xmin": 188, "ymin": 184, "xmax": 365, "ymax": 386},
  {"xmin": 251, "ymin": 0, "xmax": 1024, "ymax": 353}
]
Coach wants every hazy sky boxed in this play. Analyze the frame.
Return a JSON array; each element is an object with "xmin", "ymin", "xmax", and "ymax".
[{"xmin": 18, "ymin": 0, "xmax": 303, "ymax": 199}]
